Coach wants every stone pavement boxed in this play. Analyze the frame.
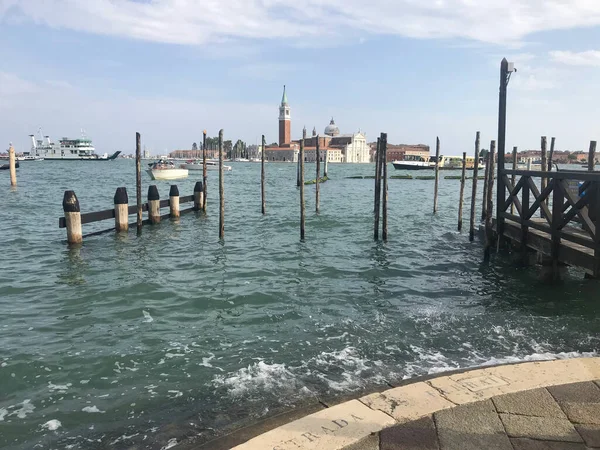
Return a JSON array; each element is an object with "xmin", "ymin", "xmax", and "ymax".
[
  {"xmin": 347, "ymin": 381, "xmax": 600, "ymax": 450},
  {"xmin": 196, "ymin": 358, "xmax": 600, "ymax": 450}
]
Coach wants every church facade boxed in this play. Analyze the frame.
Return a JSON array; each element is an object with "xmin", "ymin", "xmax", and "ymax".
[{"xmin": 264, "ymin": 87, "xmax": 369, "ymax": 163}]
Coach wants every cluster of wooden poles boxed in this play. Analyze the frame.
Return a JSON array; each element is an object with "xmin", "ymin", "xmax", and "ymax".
[{"xmin": 62, "ymin": 130, "xmax": 226, "ymax": 244}]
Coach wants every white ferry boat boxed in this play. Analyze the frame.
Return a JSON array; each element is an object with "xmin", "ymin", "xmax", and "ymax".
[{"xmin": 29, "ymin": 131, "xmax": 120, "ymax": 161}]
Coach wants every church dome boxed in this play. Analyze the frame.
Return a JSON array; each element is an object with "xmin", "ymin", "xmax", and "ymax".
[{"xmin": 324, "ymin": 118, "xmax": 340, "ymax": 136}]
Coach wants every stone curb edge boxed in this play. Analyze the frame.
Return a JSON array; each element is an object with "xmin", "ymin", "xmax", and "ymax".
[{"xmin": 227, "ymin": 357, "xmax": 600, "ymax": 450}]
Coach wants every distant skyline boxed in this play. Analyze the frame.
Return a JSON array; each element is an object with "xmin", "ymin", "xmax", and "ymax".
[{"xmin": 1, "ymin": 1, "xmax": 599, "ymax": 155}]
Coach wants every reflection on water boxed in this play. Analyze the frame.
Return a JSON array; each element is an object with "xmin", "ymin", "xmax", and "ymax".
[{"xmin": 1, "ymin": 160, "xmax": 599, "ymax": 450}]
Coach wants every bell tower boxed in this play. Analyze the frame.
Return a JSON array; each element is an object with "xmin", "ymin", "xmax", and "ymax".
[{"xmin": 279, "ymin": 85, "xmax": 291, "ymax": 146}]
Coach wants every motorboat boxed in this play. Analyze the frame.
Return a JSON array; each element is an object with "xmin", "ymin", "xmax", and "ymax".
[
  {"xmin": 146, "ymin": 159, "xmax": 188, "ymax": 180},
  {"xmin": 392, "ymin": 155, "xmax": 435, "ymax": 170},
  {"xmin": 0, "ymin": 161, "xmax": 19, "ymax": 170},
  {"xmin": 17, "ymin": 155, "xmax": 44, "ymax": 161},
  {"xmin": 180, "ymin": 160, "xmax": 232, "ymax": 171}
]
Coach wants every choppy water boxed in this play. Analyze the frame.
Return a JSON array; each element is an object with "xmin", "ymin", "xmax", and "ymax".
[{"xmin": 1, "ymin": 160, "xmax": 599, "ymax": 450}]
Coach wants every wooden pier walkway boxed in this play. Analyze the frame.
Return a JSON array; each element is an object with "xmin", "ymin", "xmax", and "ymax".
[{"xmin": 494, "ymin": 168, "xmax": 600, "ymax": 278}]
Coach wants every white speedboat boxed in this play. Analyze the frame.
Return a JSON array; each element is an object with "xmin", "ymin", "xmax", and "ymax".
[
  {"xmin": 16, "ymin": 155, "xmax": 44, "ymax": 161},
  {"xmin": 181, "ymin": 160, "xmax": 232, "ymax": 171},
  {"xmin": 146, "ymin": 160, "xmax": 188, "ymax": 180}
]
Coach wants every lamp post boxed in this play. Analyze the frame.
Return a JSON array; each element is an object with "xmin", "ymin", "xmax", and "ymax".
[{"xmin": 496, "ymin": 58, "xmax": 516, "ymax": 247}]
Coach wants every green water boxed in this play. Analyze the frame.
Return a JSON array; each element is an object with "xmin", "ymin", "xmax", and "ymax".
[{"xmin": 1, "ymin": 160, "xmax": 599, "ymax": 449}]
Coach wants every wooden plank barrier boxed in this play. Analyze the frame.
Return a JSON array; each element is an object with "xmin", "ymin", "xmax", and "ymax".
[{"xmin": 59, "ymin": 187, "xmax": 196, "ymax": 243}]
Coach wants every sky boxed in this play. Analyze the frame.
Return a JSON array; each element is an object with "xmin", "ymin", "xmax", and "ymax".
[{"xmin": 1, "ymin": 0, "xmax": 599, "ymax": 156}]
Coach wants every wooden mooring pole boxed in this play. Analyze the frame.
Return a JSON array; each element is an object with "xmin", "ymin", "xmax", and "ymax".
[
  {"xmin": 469, "ymin": 131, "xmax": 480, "ymax": 241},
  {"xmin": 193, "ymin": 181, "xmax": 203, "ymax": 211},
  {"xmin": 136, "ymin": 132, "xmax": 142, "ymax": 233},
  {"xmin": 169, "ymin": 185, "xmax": 180, "ymax": 218},
  {"xmin": 300, "ymin": 139, "xmax": 305, "ymax": 240},
  {"xmin": 148, "ymin": 185, "xmax": 160, "ymax": 224},
  {"xmin": 484, "ymin": 141, "xmax": 496, "ymax": 261},
  {"xmin": 433, "ymin": 136, "xmax": 440, "ymax": 214},
  {"xmin": 202, "ymin": 130, "xmax": 207, "ymax": 211},
  {"xmin": 381, "ymin": 133, "xmax": 388, "ymax": 241},
  {"xmin": 548, "ymin": 137, "xmax": 555, "ymax": 171},
  {"xmin": 296, "ymin": 154, "xmax": 301, "ymax": 187},
  {"xmin": 324, "ymin": 151, "xmax": 329, "ymax": 178},
  {"xmin": 458, "ymin": 151, "xmax": 467, "ymax": 231},
  {"xmin": 481, "ymin": 152, "xmax": 490, "ymax": 221},
  {"xmin": 316, "ymin": 136, "xmax": 320, "ymax": 213},
  {"xmin": 219, "ymin": 129, "xmax": 224, "ymax": 239},
  {"xmin": 588, "ymin": 141, "xmax": 597, "ymax": 171},
  {"xmin": 9, "ymin": 144, "xmax": 16, "ymax": 187},
  {"xmin": 541, "ymin": 136, "xmax": 548, "ymax": 219},
  {"xmin": 511, "ymin": 147, "xmax": 517, "ymax": 215},
  {"xmin": 374, "ymin": 137, "xmax": 381, "ymax": 240},
  {"xmin": 63, "ymin": 190, "xmax": 82, "ymax": 245},
  {"xmin": 261, "ymin": 134, "xmax": 266, "ymax": 215},
  {"xmin": 114, "ymin": 187, "xmax": 129, "ymax": 232}
]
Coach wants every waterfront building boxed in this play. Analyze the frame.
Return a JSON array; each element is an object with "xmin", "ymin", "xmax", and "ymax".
[
  {"xmin": 264, "ymin": 87, "xmax": 369, "ymax": 163},
  {"xmin": 369, "ymin": 143, "xmax": 430, "ymax": 163}
]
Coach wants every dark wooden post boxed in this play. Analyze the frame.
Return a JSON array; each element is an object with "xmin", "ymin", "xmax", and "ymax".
[
  {"xmin": 193, "ymin": 181, "xmax": 203, "ymax": 211},
  {"xmin": 484, "ymin": 141, "xmax": 496, "ymax": 260},
  {"xmin": 261, "ymin": 135, "xmax": 266, "ymax": 215},
  {"xmin": 433, "ymin": 136, "xmax": 440, "ymax": 214},
  {"xmin": 63, "ymin": 190, "xmax": 82, "ymax": 244},
  {"xmin": 296, "ymin": 154, "xmax": 301, "ymax": 187},
  {"xmin": 8, "ymin": 144, "xmax": 16, "ymax": 187},
  {"xmin": 381, "ymin": 133, "xmax": 388, "ymax": 241},
  {"xmin": 551, "ymin": 177, "xmax": 564, "ymax": 280},
  {"xmin": 510, "ymin": 146, "xmax": 516, "ymax": 214},
  {"xmin": 148, "ymin": 185, "xmax": 160, "ymax": 224},
  {"xmin": 374, "ymin": 137, "xmax": 381, "ymax": 214},
  {"xmin": 114, "ymin": 187, "xmax": 129, "ymax": 232},
  {"xmin": 300, "ymin": 139, "xmax": 305, "ymax": 240},
  {"xmin": 548, "ymin": 137, "xmax": 555, "ymax": 171},
  {"xmin": 374, "ymin": 138, "xmax": 381, "ymax": 240},
  {"xmin": 541, "ymin": 136, "xmax": 548, "ymax": 219},
  {"xmin": 521, "ymin": 174, "xmax": 530, "ymax": 263},
  {"xmin": 496, "ymin": 58, "xmax": 510, "ymax": 248},
  {"xmin": 469, "ymin": 132, "xmax": 480, "ymax": 241},
  {"xmin": 316, "ymin": 136, "xmax": 320, "ymax": 213},
  {"xmin": 458, "ymin": 151, "xmax": 467, "ymax": 231},
  {"xmin": 169, "ymin": 185, "xmax": 180, "ymax": 218},
  {"xmin": 218, "ymin": 129, "xmax": 224, "ymax": 239},
  {"xmin": 202, "ymin": 130, "xmax": 207, "ymax": 210},
  {"xmin": 136, "ymin": 132, "xmax": 142, "ymax": 233},
  {"xmin": 588, "ymin": 141, "xmax": 597, "ymax": 171},
  {"xmin": 481, "ymin": 152, "xmax": 490, "ymax": 221}
]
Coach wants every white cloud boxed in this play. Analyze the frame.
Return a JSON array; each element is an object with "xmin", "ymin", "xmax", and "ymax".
[
  {"xmin": 1, "ymin": 0, "xmax": 600, "ymax": 46},
  {"xmin": 549, "ymin": 50, "xmax": 600, "ymax": 67}
]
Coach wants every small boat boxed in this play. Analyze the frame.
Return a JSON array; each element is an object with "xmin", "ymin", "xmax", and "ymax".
[
  {"xmin": 16, "ymin": 155, "xmax": 44, "ymax": 161},
  {"xmin": 146, "ymin": 159, "xmax": 188, "ymax": 180},
  {"xmin": 0, "ymin": 161, "xmax": 19, "ymax": 170},
  {"xmin": 181, "ymin": 160, "xmax": 232, "ymax": 171},
  {"xmin": 392, "ymin": 155, "xmax": 435, "ymax": 170}
]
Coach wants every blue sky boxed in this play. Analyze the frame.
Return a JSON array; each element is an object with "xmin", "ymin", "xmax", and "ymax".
[{"xmin": 1, "ymin": 1, "xmax": 599, "ymax": 155}]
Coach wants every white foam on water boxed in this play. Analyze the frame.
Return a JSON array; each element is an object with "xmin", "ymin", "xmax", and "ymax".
[
  {"xmin": 168, "ymin": 390, "xmax": 183, "ymax": 398},
  {"xmin": 325, "ymin": 332, "xmax": 349, "ymax": 341},
  {"xmin": 478, "ymin": 350, "xmax": 598, "ymax": 367},
  {"xmin": 82, "ymin": 406, "xmax": 105, "ymax": 413},
  {"xmin": 143, "ymin": 310, "xmax": 154, "ymax": 323},
  {"xmin": 0, "ymin": 408, "xmax": 7, "ymax": 421},
  {"xmin": 80, "ymin": 380, "xmax": 90, "ymax": 384},
  {"xmin": 199, "ymin": 353, "xmax": 215, "ymax": 368},
  {"xmin": 12, "ymin": 399, "xmax": 35, "ymax": 419},
  {"xmin": 212, "ymin": 361, "xmax": 297, "ymax": 397},
  {"xmin": 41, "ymin": 419, "xmax": 62, "ymax": 431},
  {"xmin": 48, "ymin": 382, "xmax": 72, "ymax": 393},
  {"xmin": 160, "ymin": 438, "xmax": 178, "ymax": 450}
]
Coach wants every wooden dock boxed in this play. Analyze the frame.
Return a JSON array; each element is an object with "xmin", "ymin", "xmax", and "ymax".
[{"xmin": 496, "ymin": 169, "xmax": 600, "ymax": 278}]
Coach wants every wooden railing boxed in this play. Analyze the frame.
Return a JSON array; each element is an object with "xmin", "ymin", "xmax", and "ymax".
[{"xmin": 497, "ymin": 169, "xmax": 600, "ymax": 275}]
